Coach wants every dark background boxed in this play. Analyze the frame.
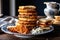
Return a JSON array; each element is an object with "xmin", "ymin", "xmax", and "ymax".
[
  {"xmin": 2, "ymin": 0, "xmax": 10, "ymax": 16},
  {"xmin": 2, "ymin": 0, "xmax": 60, "ymax": 16}
]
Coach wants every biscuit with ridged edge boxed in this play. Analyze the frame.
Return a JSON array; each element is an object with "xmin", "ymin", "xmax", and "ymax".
[
  {"xmin": 19, "ymin": 5, "xmax": 36, "ymax": 10},
  {"xmin": 18, "ymin": 18, "xmax": 37, "ymax": 21}
]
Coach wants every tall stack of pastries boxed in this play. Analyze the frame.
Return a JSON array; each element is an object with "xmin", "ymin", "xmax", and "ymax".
[{"xmin": 16, "ymin": 5, "xmax": 37, "ymax": 34}]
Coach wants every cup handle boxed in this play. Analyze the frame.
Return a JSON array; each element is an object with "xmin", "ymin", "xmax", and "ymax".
[{"xmin": 57, "ymin": 3, "xmax": 60, "ymax": 11}]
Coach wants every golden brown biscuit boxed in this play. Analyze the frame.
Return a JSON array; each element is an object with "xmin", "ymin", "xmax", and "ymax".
[
  {"xmin": 19, "ymin": 13, "xmax": 37, "ymax": 15},
  {"xmin": 18, "ymin": 20, "xmax": 36, "ymax": 22},
  {"xmin": 18, "ymin": 10, "xmax": 36, "ymax": 13},
  {"xmin": 41, "ymin": 27, "xmax": 50, "ymax": 30},
  {"xmin": 53, "ymin": 19, "xmax": 60, "ymax": 24},
  {"xmin": 39, "ymin": 24, "xmax": 50, "ymax": 27},
  {"xmin": 18, "ymin": 15, "xmax": 37, "ymax": 19},
  {"xmin": 18, "ymin": 22, "xmax": 36, "ymax": 24},
  {"xmin": 18, "ymin": 15, "xmax": 37, "ymax": 17},
  {"xmin": 19, "ymin": 5, "xmax": 36, "ymax": 10},
  {"xmin": 16, "ymin": 23, "xmax": 36, "ymax": 27},
  {"xmin": 18, "ymin": 18, "xmax": 37, "ymax": 21},
  {"xmin": 39, "ymin": 18, "xmax": 52, "ymax": 23},
  {"xmin": 55, "ymin": 16, "xmax": 60, "ymax": 21},
  {"xmin": 18, "ymin": 9, "xmax": 36, "ymax": 11}
]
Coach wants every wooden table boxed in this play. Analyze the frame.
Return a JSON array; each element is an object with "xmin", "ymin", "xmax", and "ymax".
[{"xmin": 0, "ymin": 16, "xmax": 60, "ymax": 40}]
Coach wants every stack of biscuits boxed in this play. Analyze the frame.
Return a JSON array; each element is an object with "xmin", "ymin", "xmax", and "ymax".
[
  {"xmin": 15, "ymin": 6, "xmax": 37, "ymax": 34},
  {"xmin": 53, "ymin": 16, "xmax": 60, "ymax": 24},
  {"xmin": 38, "ymin": 18, "xmax": 52, "ymax": 30}
]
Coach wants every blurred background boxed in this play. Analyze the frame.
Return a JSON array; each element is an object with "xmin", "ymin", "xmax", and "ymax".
[{"xmin": 1, "ymin": 0, "xmax": 60, "ymax": 16}]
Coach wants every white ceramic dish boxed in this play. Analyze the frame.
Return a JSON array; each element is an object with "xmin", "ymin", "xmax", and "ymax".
[{"xmin": 1, "ymin": 23, "xmax": 54, "ymax": 38}]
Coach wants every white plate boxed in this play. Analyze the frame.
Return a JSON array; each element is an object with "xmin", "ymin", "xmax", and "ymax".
[{"xmin": 1, "ymin": 23, "xmax": 54, "ymax": 38}]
